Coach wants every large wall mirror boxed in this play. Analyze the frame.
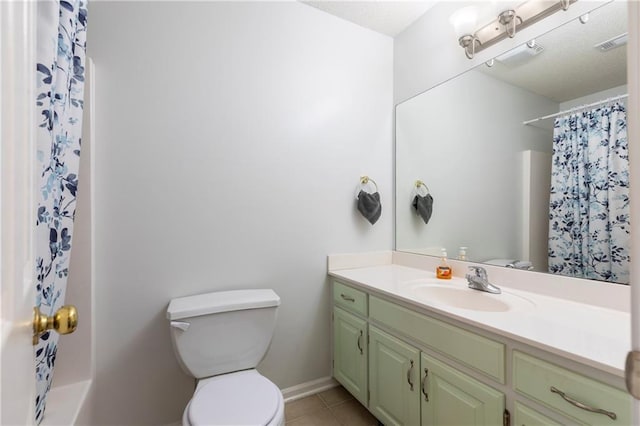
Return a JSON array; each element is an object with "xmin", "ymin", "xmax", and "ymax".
[{"xmin": 396, "ymin": 1, "xmax": 629, "ymax": 284}]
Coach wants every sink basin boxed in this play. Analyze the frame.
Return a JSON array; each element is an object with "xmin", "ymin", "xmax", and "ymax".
[{"xmin": 398, "ymin": 280, "xmax": 535, "ymax": 312}]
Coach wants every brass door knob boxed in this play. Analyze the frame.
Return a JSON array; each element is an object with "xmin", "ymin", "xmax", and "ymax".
[{"xmin": 33, "ymin": 305, "xmax": 78, "ymax": 345}]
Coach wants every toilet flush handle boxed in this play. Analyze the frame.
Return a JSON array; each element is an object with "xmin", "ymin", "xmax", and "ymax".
[{"xmin": 170, "ymin": 321, "xmax": 190, "ymax": 332}]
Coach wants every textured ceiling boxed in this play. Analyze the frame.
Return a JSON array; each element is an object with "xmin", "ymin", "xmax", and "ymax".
[
  {"xmin": 478, "ymin": 1, "xmax": 627, "ymax": 103},
  {"xmin": 301, "ymin": 1, "xmax": 436, "ymax": 37}
]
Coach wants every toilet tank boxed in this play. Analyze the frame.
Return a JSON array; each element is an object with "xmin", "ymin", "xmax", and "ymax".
[{"xmin": 167, "ymin": 289, "xmax": 280, "ymax": 379}]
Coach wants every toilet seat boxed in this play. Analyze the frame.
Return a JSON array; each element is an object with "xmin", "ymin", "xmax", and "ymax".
[{"xmin": 187, "ymin": 370, "xmax": 282, "ymax": 426}]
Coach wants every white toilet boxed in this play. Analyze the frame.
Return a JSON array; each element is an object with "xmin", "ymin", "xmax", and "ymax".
[{"xmin": 167, "ymin": 289, "xmax": 284, "ymax": 426}]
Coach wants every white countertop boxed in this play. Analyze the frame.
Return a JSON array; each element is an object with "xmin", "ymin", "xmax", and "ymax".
[{"xmin": 329, "ymin": 264, "xmax": 630, "ymax": 378}]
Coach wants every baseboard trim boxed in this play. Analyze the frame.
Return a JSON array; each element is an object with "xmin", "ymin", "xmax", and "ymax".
[{"xmin": 281, "ymin": 376, "xmax": 339, "ymax": 403}]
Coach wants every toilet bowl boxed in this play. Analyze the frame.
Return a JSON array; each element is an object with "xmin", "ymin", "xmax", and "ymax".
[
  {"xmin": 167, "ymin": 289, "xmax": 284, "ymax": 426},
  {"xmin": 182, "ymin": 370, "xmax": 285, "ymax": 426}
]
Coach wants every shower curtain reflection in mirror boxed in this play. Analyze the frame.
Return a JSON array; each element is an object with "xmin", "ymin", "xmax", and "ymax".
[{"xmin": 548, "ymin": 102, "xmax": 630, "ymax": 284}]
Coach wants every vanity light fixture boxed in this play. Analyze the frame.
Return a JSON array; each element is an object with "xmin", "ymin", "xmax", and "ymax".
[{"xmin": 453, "ymin": 0, "xmax": 575, "ymax": 60}]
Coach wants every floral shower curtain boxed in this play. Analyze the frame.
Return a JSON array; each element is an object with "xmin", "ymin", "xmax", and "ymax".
[
  {"xmin": 34, "ymin": 0, "xmax": 88, "ymax": 422},
  {"xmin": 548, "ymin": 102, "xmax": 630, "ymax": 284}
]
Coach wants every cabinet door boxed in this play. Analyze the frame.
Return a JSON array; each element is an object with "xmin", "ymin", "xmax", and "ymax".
[
  {"xmin": 421, "ymin": 353, "xmax": 504, "ymax": 426},
  {"xmin": 369, "ymin": 326, "xmax": 421, "ymax": 426},
  {"xmin": 333, "ymin": 307, "xmax": 368, "ymax": 405}
]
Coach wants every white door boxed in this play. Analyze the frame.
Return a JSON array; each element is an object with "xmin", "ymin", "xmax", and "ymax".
[{"xmin": 1, "ymin": 1, "xmax": 38, "ymax": 424}]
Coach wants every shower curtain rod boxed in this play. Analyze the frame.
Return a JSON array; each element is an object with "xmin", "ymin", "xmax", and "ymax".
[{"xmin": 523, "ymin": 93, "xmax": 629, "ymax": 126}]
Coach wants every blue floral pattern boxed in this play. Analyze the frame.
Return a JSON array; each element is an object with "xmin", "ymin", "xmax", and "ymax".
[
  {"xmin": 548, "ymin": 102, "xmax": 630, "ymax": 284},
  {"xmin": 34, "ymin": 0, "xmax": 87, "ymax": 422}
]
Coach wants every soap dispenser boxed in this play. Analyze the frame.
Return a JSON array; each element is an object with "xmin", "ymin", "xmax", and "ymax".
[
  {"xmin": 436, "ymin": 249, "xmax": 452, "ymax": 280},
  {"xmin": 457, "ymin": 247, "xmax": 467, "ymax": 261}
]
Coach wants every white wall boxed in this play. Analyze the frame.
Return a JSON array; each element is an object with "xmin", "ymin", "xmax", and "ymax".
[
  {"xmin": 560, "ymin": 84, "xmax": 628, "ymax": 110},
  {"xmin": 88, "ymin": 2, "xmax": 393, "ymax": 424},
  {"xmin": 395, "ymin": 70, "xmax": 556, "ymax": 262},
  {"xmin": 521, "ymin": 150, "xmax": 552, "ymax": 272},
  {"xmin": 394, "ymin": 1, "xmax": 607, "ymax": 104}
]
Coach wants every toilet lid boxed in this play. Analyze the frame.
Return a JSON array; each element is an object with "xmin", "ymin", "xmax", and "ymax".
[{"xmin": 189, "ymin": 372, "xmax": 279, "ymax": 426}]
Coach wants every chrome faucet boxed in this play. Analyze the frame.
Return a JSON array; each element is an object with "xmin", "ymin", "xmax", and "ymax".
[{"xmin": 465, "ymin": 266, "xmax": 501, "ymax": 294}]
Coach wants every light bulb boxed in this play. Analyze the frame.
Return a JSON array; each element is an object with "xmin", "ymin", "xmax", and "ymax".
[{"xmin": 449, "ymin": 6, "xmax": 478, "ymax": 38}]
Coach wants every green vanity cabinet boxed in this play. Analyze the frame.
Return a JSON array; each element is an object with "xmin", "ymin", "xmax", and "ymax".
[
  {"xmin": 369, "ymin": 326, "xmax": 421, "ymax": 426},
  {"xmin": 331, "ymin": 279, "xmax": 629, "ymax": 426},
  {"xmin": 421, "ymin": 352, "xmax": 504, "ymax": 426},
  {"xmin": 332, "ymin": 281, "xmax": 505, "ymax": 425},
  {"xmin": 333, "ymin": 306, "xmax": 368, "ymax": 405}
]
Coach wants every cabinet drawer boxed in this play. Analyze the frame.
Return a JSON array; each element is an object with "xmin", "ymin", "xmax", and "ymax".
[
  {"xmin": 333, "ymin": 281, "xmax": 367, "ymax": 316},
  {"xmin": 370, "ymin": 296, "xmax": 505, "ymax": 383},
  {"xmin": 514, "ymin": 402, "xmax": 561, "ymax": 426},
  {"xmin": 513, "ymin": 351, "xmax": 630, "ymax": 425}
]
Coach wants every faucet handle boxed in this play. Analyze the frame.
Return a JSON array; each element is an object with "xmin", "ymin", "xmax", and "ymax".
[{"xmin": 467, "ymin": 266, "xmax": 488, "ymax": 280}]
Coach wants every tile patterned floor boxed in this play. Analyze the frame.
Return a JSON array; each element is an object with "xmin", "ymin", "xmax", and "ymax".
[{"xmin": 284, "ymin": 386, "xmax": 379, "ymax": 426}]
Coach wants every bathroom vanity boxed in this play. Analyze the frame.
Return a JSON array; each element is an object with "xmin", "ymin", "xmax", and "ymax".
[{"xmin": 328, "ymin": 253, "xmax": 632, "ymax": 425}]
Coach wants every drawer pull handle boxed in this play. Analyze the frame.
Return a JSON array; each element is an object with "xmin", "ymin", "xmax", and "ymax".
[
  {"xmin": 340, "ymin": 293, "xmax": 355, "ymax": 302},
  {"xmin": 421, "ymin": 368, "xmax": 429, "ymax": 401},
  {"xmin": 550, "ymin": 386, "xmax": 617, "ymax": 420},
  {"xmin": 407, "ymin": 360, "xmax": 415, "ymax": 391},
  {"xmin": 357, "ymin": 330, "xmax": 363, "ymax": 355}
]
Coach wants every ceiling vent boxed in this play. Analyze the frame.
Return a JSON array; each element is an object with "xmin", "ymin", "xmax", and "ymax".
[
  {"xmin": 496, "ymin": 42, "xmax": 544, "ymax": 66},
  {"xmin": 594, "ymin": 33, "xmax": 628, "ymax": 52}
]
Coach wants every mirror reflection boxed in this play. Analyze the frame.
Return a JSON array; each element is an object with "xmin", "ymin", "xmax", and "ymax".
[{"xmin": 395, "ymin": 1, "xmax": 629, "ymax": 284}]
